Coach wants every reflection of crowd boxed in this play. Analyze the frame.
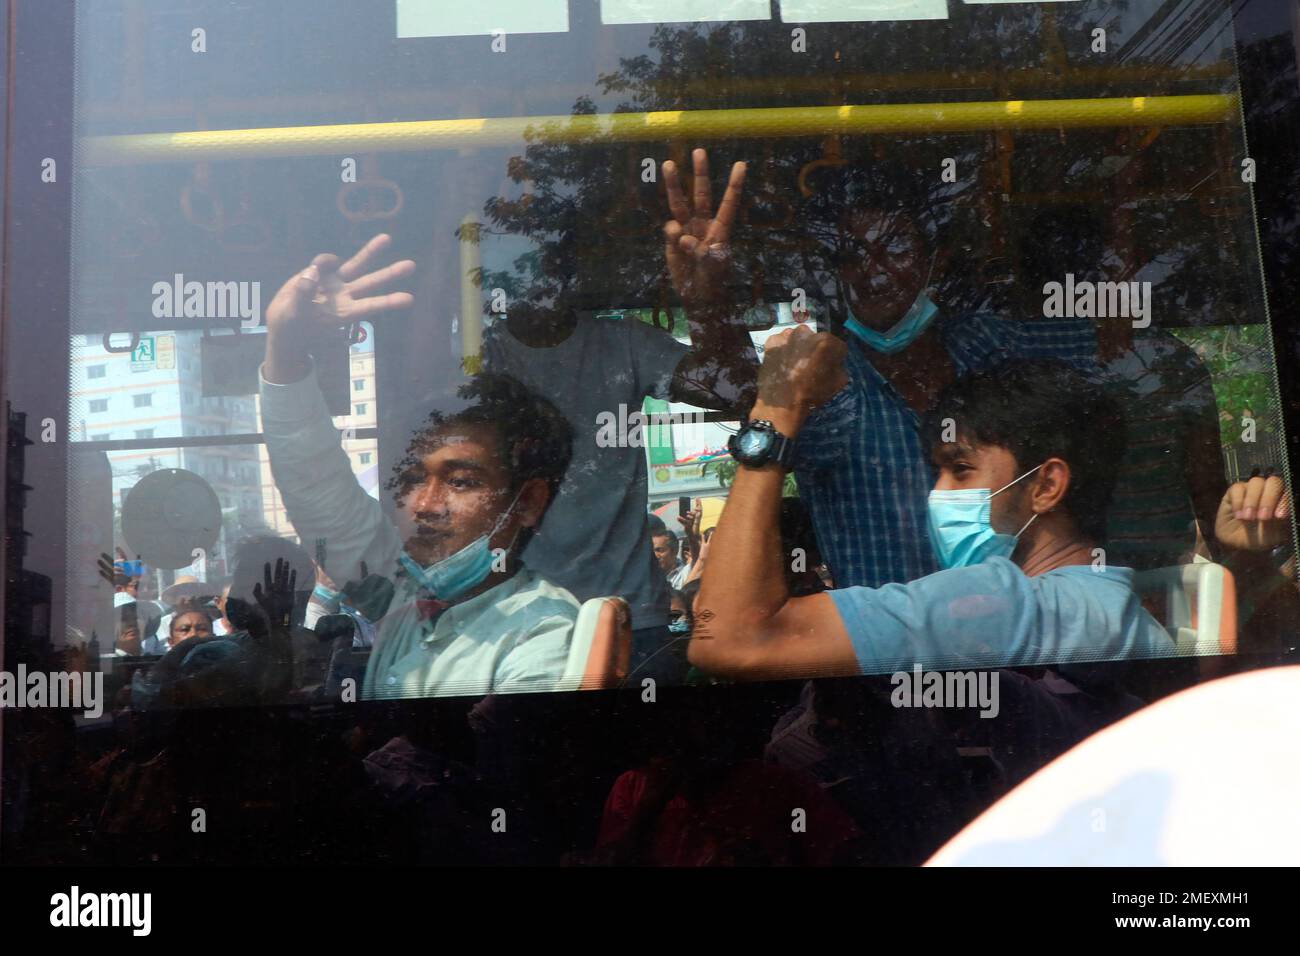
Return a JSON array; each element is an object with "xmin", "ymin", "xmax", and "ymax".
[{"xmin": 32, "ymin": 147, "xmax": 1296, "ymax": 867}]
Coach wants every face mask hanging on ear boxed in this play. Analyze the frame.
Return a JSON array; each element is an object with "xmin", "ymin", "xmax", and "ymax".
[
  {"xmin": 927, "ymin": 464, "xmax": 1043, "ymax": 570},
  {"xmin": 399, "ymin": 489, "xmax": 523, "ymax": 600},
  {"xmin": 843, "ymin": 246, "xmax": 940, "ymax": 355}
]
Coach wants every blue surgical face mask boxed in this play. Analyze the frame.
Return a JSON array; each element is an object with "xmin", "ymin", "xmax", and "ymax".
[
  {"xmin": 927, "ymin": 464, "xmax": 1043, "ymax": 570},
  {"xmin": 399, "ymin": 490, "xmax": 522, "ymax": 600},
  {"xmin": 667, "ymin": 618, "xmax": 691, "ymax": 635},
  {"xmin": 842, "ymin": 246, "xmax": 940, "ymax": 355},
  {"xmin": 844, "ymin": 292, "xmax": 939, "ymax": 355}
]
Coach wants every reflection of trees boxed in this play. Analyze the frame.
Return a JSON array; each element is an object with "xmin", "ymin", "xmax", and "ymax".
[
  {"xmin": 1178, "ymin": 325, "xmax": 1277, "ymax": 446},
  {"xmin": 479, "ymin": 23, "xmax": 990, "ymax": 326},
  {"xmin": 480, "ymin": 10, "xmax": 1255, "ymax": 338}
]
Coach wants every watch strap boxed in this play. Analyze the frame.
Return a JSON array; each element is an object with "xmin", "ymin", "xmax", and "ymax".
[{"xmin": 768, "ymin": 432, "xmax": 796, "ymax": 470}]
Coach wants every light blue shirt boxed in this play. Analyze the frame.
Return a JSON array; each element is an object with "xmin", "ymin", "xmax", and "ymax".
[
  {"xmin": 828, "ymin": 557, "xmax": 1173, "ymax": 674},
  {"xmin": 259, "ymin": 362, "xmax": 581, "ymax": 698},
  {"xmin": 796, "ymin": 313, "xmax": 1097, "ymax": 589},
  {"xmin": 362, "ymin": 566, "xmax": 579, "ymax": 699}
]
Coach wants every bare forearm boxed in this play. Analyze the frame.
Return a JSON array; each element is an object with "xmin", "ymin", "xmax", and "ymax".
[
  {"xmin": 694, "ymin": 402, "xmax": 806, "ymax": 660},
  {"xmin": 684, "ymin": 554, "xmax": 705, "ymax": 585}
]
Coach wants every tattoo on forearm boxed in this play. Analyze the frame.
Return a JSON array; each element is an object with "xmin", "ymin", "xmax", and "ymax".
[{"xmin": 692, "ymin": 607, "xmax": 715, "ymax": 640}]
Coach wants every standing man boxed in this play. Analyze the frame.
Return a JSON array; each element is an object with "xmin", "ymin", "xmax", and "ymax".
[
  {"xmin": 652, "ymin": 528, "xmax": 686, "ymax": 588},
  {"xmin": 789, "ymin": 197, "xmax": 1099, "ymax": 589},
  {"xmin": 481, "ymin": 149, "xmax": 758, "ymax": 681}
]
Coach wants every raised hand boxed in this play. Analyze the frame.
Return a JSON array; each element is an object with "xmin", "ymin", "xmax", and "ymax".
[
  {"xmin": 662, "ymin": 149, "xmax": 746, "ymax": 310},
  {"xmin": 677, "ymin": 499, "xmax": 703, "ymax": 558},
  {"xmin": 252, "ymin": 558, "xmax": 298, "ymax": 633},
  {"xmin": 97, "ymin": 552, "xmax": 117, "ymax": 586},
  {"xmin": 757, "ymin": 325, "xmax": 849, "ymax": 413},
  {"xmin": 264, "ymin": 234, "xmax": 415, "ymax": 384},
  {"xmin": 267, "ymin": 233, "xmax": 415, "ymax": 333},
  {"xmin": 340, "ymin": 561, "xmax": 396, "ymax": 622},
  {"xmin": 1215, "ymin": 472, "xmax": 1292, "ymax": 553}
]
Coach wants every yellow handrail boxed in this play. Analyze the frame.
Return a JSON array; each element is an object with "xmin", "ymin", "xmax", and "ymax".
[{"xmin": 81, "ymin": 93, "xmax": 1237, "ymax": 165}]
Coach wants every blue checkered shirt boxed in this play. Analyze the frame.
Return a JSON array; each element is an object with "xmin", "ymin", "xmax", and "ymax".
[{"xmin": 794, "ymin": 313, "xmax": 1097, "ymax": 588}]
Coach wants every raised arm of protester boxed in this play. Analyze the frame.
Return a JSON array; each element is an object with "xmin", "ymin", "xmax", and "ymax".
[
  {"xmin": 260, "ymin": 235, "xmax": 416, "ymax": 585},
  {"xmin": 660, "ymin": 149, "xmax": 759, "ymax": 414}
]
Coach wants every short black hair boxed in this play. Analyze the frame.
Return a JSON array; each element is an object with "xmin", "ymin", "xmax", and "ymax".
[
  {"xmin": 804, "ymin": 156, "xmax": 955, "ymax": 249},
  {"xmin": 921, "ymin": 359, "xmax": 1127, "ymax": 541},
  {"xmin": 169, "ymin": 604, "xmax": 215, "ymax": 637},
  {"xmin": 653, "ymin": 528, "xmax": 678, "ymax": 544},
  {"xmin": 389, "ymin": 373, "xmax": 573, "ymax": 552}
]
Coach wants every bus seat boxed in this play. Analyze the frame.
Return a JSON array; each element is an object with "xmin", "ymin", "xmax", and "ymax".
[
  {"xmin": 1133, "ymin": 562, "xmax": 1237, "ymax": 656},
  {"xmin": 560, "ymin": 596, "xmax": 632, "ymax": 691}
]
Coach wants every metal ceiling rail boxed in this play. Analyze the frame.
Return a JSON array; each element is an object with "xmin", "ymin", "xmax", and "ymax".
[
  {"xmin": 80, "ymin": 93, "xmax": 1238, "ymax": 166},
  {"xmin": 76, "ymin": 66, "xmax": 1235, "ymax": 124}
]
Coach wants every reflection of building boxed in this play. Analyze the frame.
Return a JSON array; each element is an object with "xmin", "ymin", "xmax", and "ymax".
[
  {"xmin": 257, "ymin": 343, "xmax": 380, "ymax": 542},
  {"xmin": 71, "ymin": 332, "xmax": 262, "ymax": 520},
  {"xmin": 71, "ymin": 333, "xmax": 262, "ymax": 577},
  {"xmin": 6, "ymin": 404, "xmax": 53, "ymax": 664}
]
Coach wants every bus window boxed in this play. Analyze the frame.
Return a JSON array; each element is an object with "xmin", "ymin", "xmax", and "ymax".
[{"xmin": 2, "ymin": 0, "xmax": 1298, "ymax": 868}]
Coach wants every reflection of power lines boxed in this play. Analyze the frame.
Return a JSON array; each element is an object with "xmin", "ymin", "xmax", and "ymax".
[
  {"xmin": 117, "ymin": 455, "xmax": 161, "ymax": 477},
  {"xmin": 1116, "ymin": 0, "xmax": 1238, "ymax": 67}
]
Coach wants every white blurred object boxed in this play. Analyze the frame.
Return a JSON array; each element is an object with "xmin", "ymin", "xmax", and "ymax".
[
  {"xmin": 1133, "ymin": 562, "xmax": 1237, "ymax": 656},
  {"xmin": 927, "ymin": 666, "xmax": 1300, "ymax": 866}
]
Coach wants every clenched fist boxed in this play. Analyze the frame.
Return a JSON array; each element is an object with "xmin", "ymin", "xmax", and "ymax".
[
  {"xmin": 756, "ymin": 325, "xmax": 849, "ymax": 413},
  {"xmin": 1215, "ymin": 472, "xmax": 1291, "ymax": 553}
]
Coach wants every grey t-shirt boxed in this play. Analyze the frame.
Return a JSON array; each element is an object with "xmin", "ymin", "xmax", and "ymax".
[{"xmin": 482, "ymin": 316, "xmax": 688, "ymax": 628}]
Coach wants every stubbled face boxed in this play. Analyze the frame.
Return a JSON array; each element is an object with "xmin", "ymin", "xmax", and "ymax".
[
  {"xmin": 837, "ymin": 208, "xmax": 927, "ymax": 330},
  {"xmin": 170, "ymin": 610, "xmax": 213, "ymax": 646},
  {"xmin": 393, "ymin": 422, "xmax": 519, "ymax": 567},
  {"xmin": 931, "ymin": 439, "xmax": 1034, "ymax": 536},
  {"xmin": 652, "ymin": 534, "xmax": 678, "ymax": 573}
]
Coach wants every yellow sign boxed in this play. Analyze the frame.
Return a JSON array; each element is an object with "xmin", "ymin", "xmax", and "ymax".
[{"xmin": 156, "ymin": 334, "xmax": 176, "ymax": 371}]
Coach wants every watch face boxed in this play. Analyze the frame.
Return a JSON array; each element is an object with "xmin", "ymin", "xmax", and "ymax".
[{"xmin": 734, "ymin": 426, "xmax": 773, "ymax": 461}]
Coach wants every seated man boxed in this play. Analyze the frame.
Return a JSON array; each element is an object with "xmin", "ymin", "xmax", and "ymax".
[
  {"xmin": 260, "ymin": 253, "xmax": 578, "ymax": 696},
  {"xmin": 692, "ymin": 335, "xmax": 1176, "ymax": 679}
]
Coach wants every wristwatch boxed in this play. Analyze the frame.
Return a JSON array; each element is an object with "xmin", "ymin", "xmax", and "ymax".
[{"xmin": 728, "ymin": 419, "xmax": 797, "ymax": 470}]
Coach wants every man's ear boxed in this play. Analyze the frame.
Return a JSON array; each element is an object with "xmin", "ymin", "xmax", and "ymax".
[
  {"xmin": 1031, "ymin": 457, "xmax": 1072, "ymax": 515},
  {"xmin": 514, "ymin": 477, "xmax": 551, "ymax": 529}
]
